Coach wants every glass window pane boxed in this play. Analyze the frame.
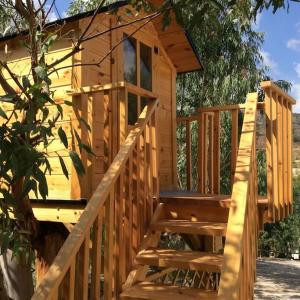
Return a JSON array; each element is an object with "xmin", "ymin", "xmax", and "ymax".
[
  {"xmin": 141, "ymin": 97, "xmax": 149, "ymax": 112},
  {"xmin": 128, "ymin": 93, "xmax": 138, "ymax": 125},
  {"xmin": 124, "ymin": 35, "xmax": 137, "ymax": 85},
  {"xmin": 140, "ymin": 43, "xmax": 152, "ymax": 91}
]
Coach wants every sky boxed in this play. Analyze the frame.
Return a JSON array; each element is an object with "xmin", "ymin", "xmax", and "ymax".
[
  {"xmin": 53, "ymin": 1, "xmax": 300, "ymax": 111},
  {"xmin": 256, "ymin": 3, "xmax": 300, "ymax": 112}
]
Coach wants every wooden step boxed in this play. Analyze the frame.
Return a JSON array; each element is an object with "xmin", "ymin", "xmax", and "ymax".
[
  {"xmin": 150, "ymin": 220, "xmax": 227, "ymax": 236},
  {"xmin": 121, "ymin": 282, "xmax": 217, "ymax": 299},
  {"xmin": 135, "ymin": 249, "xmax": 223, "ymax": 273},
  {"xmin": 160, "ymin": 192, "xmax": 231, "ymax": 208},
  {"xmin": 160, "ymin": 191, "xmax": 268, "ymax": 209}
]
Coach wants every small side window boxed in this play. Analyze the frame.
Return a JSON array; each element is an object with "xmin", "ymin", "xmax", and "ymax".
[{"xmin": 140, "ymin": 43, "xmax": 152, "ymax": 91}]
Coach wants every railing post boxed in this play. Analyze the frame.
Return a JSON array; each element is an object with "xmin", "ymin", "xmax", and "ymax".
[
  {"xmin": 213, "ymin": 111, "xmax": 220, "ymax": 194},
  {"xmin": 231, "ymin": 109, "xmax": 239, "ymax": 188},
  {"xmin": 104, "ymin": 189, "xmax": 115, "ymax": 300},
  {"xmin": 186, "ymin": 120, "xmax": 192, "ymax": 190}
]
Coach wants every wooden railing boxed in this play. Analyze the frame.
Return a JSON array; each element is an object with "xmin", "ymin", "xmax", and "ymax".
[
  {"xmin": 218, "ymin": 92, "xmax": 258, "ymax": 300},
  {"xmin": 177, "ymin": 81, "xmax": 295, "ymax": 223},
  {"xmin": 32, "ymin": 99, "xmax": 159, "ymax": 299},
  {"xmin": 261, "ymin": 81, "xmax": 295, "ymax": 222},
  {"xmin": 177, "ymin": 103, "xmax": 255, "ymax": 193}
]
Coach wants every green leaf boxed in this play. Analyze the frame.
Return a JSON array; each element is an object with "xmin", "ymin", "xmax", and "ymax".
[
  {"xmin": 73, "ymin": 129, "xmax": 82, "ymax": 150},
  {"xmin": 58, "ymin": 127, "xmax": 68, "ymax": 149},
  {"xmin": 0, "ymin": 107, "xmax": 8, "ymax": 119},
  {"xmin": 22, "ymin": 76, "xmax": 31, "ymax": 89},
  {"xmin": 64, "ymin": 100, "xmax": 73, "ymax": 106},
  {"xmin": 69, "ymin": 151, "xmax": 85, "ymax": 176},
  {"xmin": 34, "ymin": 168, "xmax": 48, "ymax": 200},
  {"xmin": 34, "ymin": 66, "xmax": 51, "ymax": 85},
  {"xmin": 58, "ymin": 155, "xmax": 69, "ymax": 179}
]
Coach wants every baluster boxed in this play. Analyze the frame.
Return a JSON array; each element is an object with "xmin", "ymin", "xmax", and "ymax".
[
  {"xmin": 265, "ymin": 89, "xmax": 275, "ymax": 222},
  {"xmin": 213, "ymin": 111, "xmax": 220, "ymax": 194},
  {"xmin": 151, "ymin": 109, "xmax": 159, "ymax": 203},
  {"xmin": 287, "ymin": 102, "xmax": 293, "ymax": 214},
  {"xmin": 75, "ymin": 237, "xmax": 89, "ymax": 300},
  {"xmin": 132, "ymin": 143, "xmax": 139, "ymax": 258},
  {"xmin": 272, "ymin": 92, "xmax": 280, "ymax": 221},
  {"xmin": 231, "ymin": 109, "xmax": 238, "ymax": 187},
  {"xmin": 104, "ymin": 189, "xmax": 115, "ymax": 300},
  {"xmin": 208, "ymin": 114, "xmax": 214, "ymax": 193},
  {"xmin": 282, "ymin": 99, "xmax": 289, "ymax": 216},
  {"xmin": 126, "ymin": 154, "xmax": 134, "ymax": 276},
  {"xmin": 277, "ymin": 96, "xmax": 285, "ymax": 218},
  {"xmin": 69, "ymin": 260, "xmax": 75, "ymax": 300},
  {"xmin": 198, "ymin": 112, "xmax": 206, "ymax": 193},
  {"xmin": 118, "ymin": 171, "xmax": 126, "ymax": 286},
  {"xmin": 91, "ymin": 210, "xmax": 104, "ymax": 300},
  {"xmin": 186, "ymin": 120, "xmax": 192, "ymax": 190},
  {"xmin": 145, "ymin": 120, "xmax": 152, "ymax": 224}
]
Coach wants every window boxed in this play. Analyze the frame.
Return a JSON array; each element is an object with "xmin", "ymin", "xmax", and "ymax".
[
  {"xmin": 128, "ymin": 93, "xmax": 138, "ymax": 125},
  {"xmin": 123, "ymin": 35, "xmax": 153, "ymax": 126},
  {"xmin": 123, "ymin": 36, "xmax": 137, "ymax": 85},
  {"xmin": 140, "ymin": 43, "xmax": 152, "ymax": 91},
  {"xmin": 141, "ymin": 97, "xmax": 149, "ymax": 112}
]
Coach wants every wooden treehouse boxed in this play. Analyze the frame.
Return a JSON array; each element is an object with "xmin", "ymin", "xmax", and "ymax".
[{"xmin": 0, "ymin": 1, "xmax": 296, "ymax": 299}]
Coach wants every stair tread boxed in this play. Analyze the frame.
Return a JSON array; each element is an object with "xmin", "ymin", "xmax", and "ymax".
[
  {"xmin": 160, "ymin": 191, "xmax": 268, "ymax": 208},
  {"xmin": 135, "ymin": 249, "xmax": 223, "ymax": 272},
  {"xmin": 151, "ymin": 219, "xmax": 227, "ymax": 235},
  {"xmin": 121, "ymin": 282, "xmax": 217, "ymax": 300}
]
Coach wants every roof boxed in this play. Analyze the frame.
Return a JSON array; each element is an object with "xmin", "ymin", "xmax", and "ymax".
[
  {"xmin": 148, "ymin": 0, "xmax": 203, "ymax": 73},
  {"xmin": 0, "ymin": 0, "xmax": 202, "ymax": 74}
]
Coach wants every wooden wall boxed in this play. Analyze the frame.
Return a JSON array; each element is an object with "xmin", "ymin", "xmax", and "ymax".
[
  {"xmin": 0, "ymin": 6, "xmax": 178, "ymax": 201},
  {"xmin": 0, "ymin": 36, "xmax": 76, "ymax": 200}
]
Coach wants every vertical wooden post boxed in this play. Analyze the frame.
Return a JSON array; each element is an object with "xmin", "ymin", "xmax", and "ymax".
[
  {"xmin": 186, "ymin": 120, "xmax": 192, "ymax": 190},
  {"xmin": 104, "ymin": 189, "xmax": 115, "ymax": 300},
  {"xmin": 208, "ymin": 114, "xmax": 214, "ymax": 193},
  {"xmin": 75, "ymin": 238, "xmax": 89, "ymax": 300},
  {"xmin": 91, "ymin": 211, "xmax": 103, "ymax": 300},
  {"xmin": 277, "ymin": 96, "xmax": 284, "ymax": 218},
  {"xmin": 198, "ymin": 112, "xmax": 206, "ymax": 193},
  {"xmin": 69, "ymin": 260, "xmax": 75, "ymax": 300},
  {"xmin": 271, "ymin": 92, "xmax": 280, "ymax": 221},
  {"xmin": 231, "ymin": 109, "xmax": 238, "ymax": 187},
  {"xmin": 213, "ymin": 111, "xmax": 220, "ymax": 194},
  {"xmin": 151, "ymin": 109, "xmax": 159, "ymax": 203},
  {"xmin": 282, "ymin": 99, "xmax": 289, "ymax": 215},
  {"xmin": 287, "ymin": 102, "xmax": 293, "ymax": 214},
  {"xmin": 119, "ymin": 88, "xmax": 128, "ymax": 147},
  {"xmin": 265, "ymin": 89, "xmax": 275, "ymax": 222}
]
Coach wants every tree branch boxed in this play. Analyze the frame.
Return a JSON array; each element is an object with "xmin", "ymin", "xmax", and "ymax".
[
  {"xmin": 47, "ymin": 10, "xmax": 162, "ymax": 71},
  {"xmin": 48, "ymin": 11, "xmax": 161, "ymax": 75}
]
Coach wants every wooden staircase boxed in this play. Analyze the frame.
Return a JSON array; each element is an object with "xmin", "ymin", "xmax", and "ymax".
[{"xmin": 121, "ymin": 193, "xmax": 227, "ymax": 299}]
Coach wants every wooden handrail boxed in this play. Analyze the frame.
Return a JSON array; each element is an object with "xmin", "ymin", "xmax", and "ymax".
[
  {"xmin": 261, "ymin": 80, "xmax": 296, "ymax": 105},
  {"xmin": 218, "ymin": 93, "xmax": 258, "ymax": 299},
  {"xmin": 32, "ymin": 99, "xmax": 159, "ymax": 300}
]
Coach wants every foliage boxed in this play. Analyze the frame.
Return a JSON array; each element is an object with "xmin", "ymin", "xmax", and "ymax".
[
  {"xmin": 0, "ymin": 0, "xmax": 93, "ymax": 262},
  {"xmin": 259, "ymin": 177, "xmax": 300, "ymax": 257},
  {"xmin": 176, "ymin": 0, "xmax": 266, "ymax": 192}
]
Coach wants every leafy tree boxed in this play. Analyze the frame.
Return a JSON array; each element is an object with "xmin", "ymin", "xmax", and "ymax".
[{"xmin": 176, "ymin": 1, "xmax": 266, "ymax": 192}]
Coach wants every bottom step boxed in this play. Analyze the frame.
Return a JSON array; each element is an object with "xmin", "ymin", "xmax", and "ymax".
[{"xmin": 121, "ymin": 282, "xmax": 217, "ymax": 300}]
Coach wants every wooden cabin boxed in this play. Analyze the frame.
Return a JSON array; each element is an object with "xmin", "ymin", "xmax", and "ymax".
[{"xmin": 0, "ymin": 1, "xmax": 296, "ymax": 300}]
